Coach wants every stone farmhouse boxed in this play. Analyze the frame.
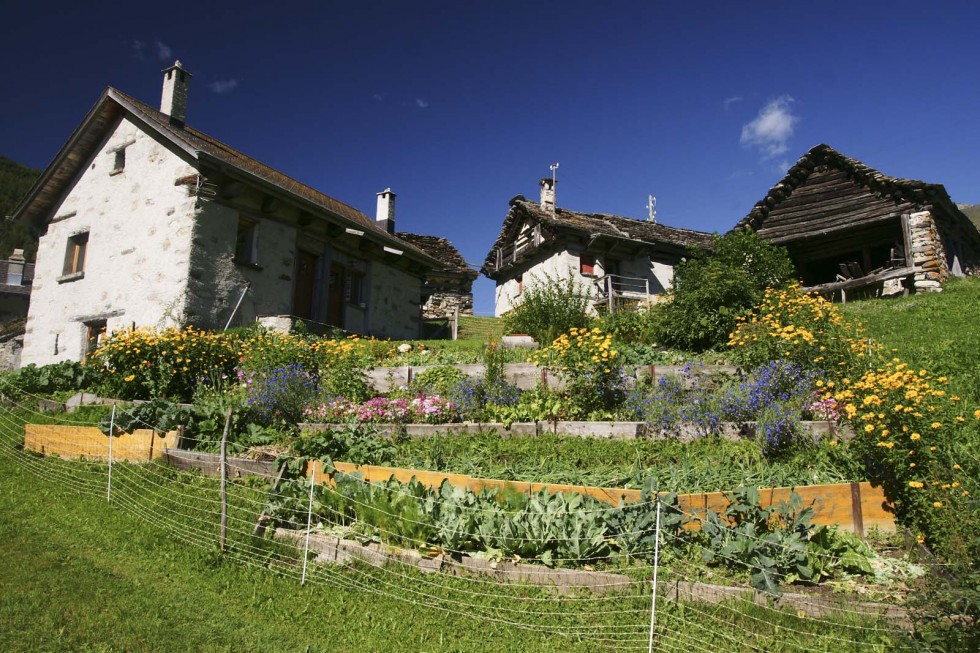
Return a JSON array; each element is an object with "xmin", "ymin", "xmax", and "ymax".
[
  {"xmin": 484, "ymin": 146, "xmax": 980, "ymax": 316},
  {"xmin": 734, "ymin": 144, "xmax": 980, "ymax": 300},
  {"xmin": 481, "ymin": 178, "xmax": 713, "ymax": 316},
  {"xmin": 393, "ymin": 232, "xmax": 477, "ymax": 318},
  {"xmin": 13, "ymin": 62, "xmax": 449, "ymax": 367}
]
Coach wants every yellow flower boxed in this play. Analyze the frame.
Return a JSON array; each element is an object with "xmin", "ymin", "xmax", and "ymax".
[
  {"xmin": 908, "ymin": 481, "xmax": 924, "ymax": 488},
  {"xmin": 933, "ymin": 501, "xmax": 943, "ymax": 509},
  {"xmin": 916, "ymin": 534, "xmax": 925, "ymax": 544},
  {"xmin": 930, "ymin": 422, "xmax": 942, "ymax": 429},
  {"xmin": 124, "ymin": 374, "xmax": 135, "ymax": 382},
  {"xmin": 910, "ymin": 433, "xmax": 921, "ymax": 441}
]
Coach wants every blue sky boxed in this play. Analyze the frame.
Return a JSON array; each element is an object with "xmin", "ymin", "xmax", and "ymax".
[{"xmin": 2, "ymin": 1, "xmax": 978, "ymax": 314}]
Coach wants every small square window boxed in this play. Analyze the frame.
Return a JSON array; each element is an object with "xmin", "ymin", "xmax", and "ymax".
[
  {"xmin": 112, "ymin": 149, "xmax": 126, "ymax": 174},
  {"xmin": 85, "ymin": 320, "xmax": 107, "ymax": 360},
  {"xmin": 64, "ymin": 232, "xmax": 89, "ymax": 275},
  {"xmin": 235, "ymin": 217, "xmax": 258, "ymax": 264},
  {"xmin": 345, "ymin": 270, "xmax": 365, "ymax": 306},
  {"xmin": 580, "ymin": 255, "xmax": 595, "ymax": 276}
]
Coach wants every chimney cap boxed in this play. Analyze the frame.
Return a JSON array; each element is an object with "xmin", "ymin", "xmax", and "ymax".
[
  {"xmin": 161, "ymin": 60, "xmax": 192, "ymax": 75},
  {"xmin": 377, "ymin": 187, "xmax": 396, "ymax": 197}
]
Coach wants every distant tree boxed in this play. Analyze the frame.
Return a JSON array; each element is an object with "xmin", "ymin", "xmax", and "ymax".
[
  {"xmin": 0, "ymin": 156, "xmax": 41, "ymax": 260},
  {"xmin": 652, "ymin": 229, "xmax": 796, "ymax": 351}
]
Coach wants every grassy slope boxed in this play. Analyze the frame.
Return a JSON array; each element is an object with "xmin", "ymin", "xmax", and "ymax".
[
  {"xmin": 840, "ymin": 276, "xmax": 980, "ymax": 404},
  {"xmin": 0, "ymin": 454, "xmax": 603, "ymax": 653}
]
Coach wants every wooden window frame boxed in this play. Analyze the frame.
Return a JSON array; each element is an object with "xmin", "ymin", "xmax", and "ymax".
[
  {"xmin": 580, "ymin": 254, "xmax": 596, "ymax": 276},
  {"xmin": 234, "ymin": 216, "xmax": 259, "ymax": 266},
  {"xmin": 63, "ymin": 232, "xmax": 89, "ymax": 275},
  {"xmin": 84, "ymin": 320, "xmax": 107, "ymax": 361}
]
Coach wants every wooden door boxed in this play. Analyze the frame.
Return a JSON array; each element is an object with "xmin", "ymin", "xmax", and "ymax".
[{"xmin": 293, "ymin": 250, "xmax": 319, "ymax": 319}]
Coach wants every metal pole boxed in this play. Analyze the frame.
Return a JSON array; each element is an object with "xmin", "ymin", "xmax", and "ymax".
[
  {"xmin": 107, "ymin": 405, "xmax": 115, "ymax": 502},
  {"xmin": 223, "ymin": 282, "xmax": 252, "ymax": 331},
  {"xmin": 647, "ymin": 497, "xmax": 663, "ymax": 653},
  {"xmin": 301, "ymin": 463, "xmax": 317, "ymax": 585},
  {"xmin": 219, "ymin": 408, "xmax": 232, "ymax": 553}
]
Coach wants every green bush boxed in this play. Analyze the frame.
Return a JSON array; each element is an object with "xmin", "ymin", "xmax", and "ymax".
[
  {"xmin": 653, "ymin": 229, "xmax": 795, "ymax": 351},
  {"xmin": 409, "ymin": 366, "xmax": 466, "ymax": 397},
  {"xmin": 4, "ymin": 361, "xmax": 96, "ymax": 397},
  {"xmin": 503, "ymin": 272, "xmax": 592, "ymax": 344}
]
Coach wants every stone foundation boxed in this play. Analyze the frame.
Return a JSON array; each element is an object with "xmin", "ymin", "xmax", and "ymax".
[
  {"xmin": 421, "ymin": 291, "xmax": 473, "ymax": 319},
  {"xmin": 908, "ymin": 210, "xmax": 949, "ymax": 292}
]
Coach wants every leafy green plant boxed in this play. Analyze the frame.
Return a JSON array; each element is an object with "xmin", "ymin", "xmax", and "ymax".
[
  {"xmin": 292, "ymin": 424, "xmax": 396, "ymax": 467},
  {"xmin": 99, "ymin": 398, "xmax": 194, "ymax": 435},
  {"xmin": 4, "ymin": 361, "xmax": 96, "ymax": 397},
  {"xmin": 653, "ymin": 229, "xmax": 795, "ymax": 352},
  {"xmin": 684, "ymin": 487, "xmax": 876, "ymax": 596},
  {"xmin": 504, "ymin": 272, "xmax": 592, "ymax": 344},
  {"xmin": 409, "ymin": 366, "xmax": 466, "ymax": 397}
]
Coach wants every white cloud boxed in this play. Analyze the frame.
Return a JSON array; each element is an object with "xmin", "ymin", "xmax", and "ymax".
[
  {"xmin": 154, "ymin": 40, "xmax": 172, "ymax": 61},
  {"xmin": 131, "ymin": 39, "xmax": 145, "ymax": 61},
  {"xmin": 209, "ymin": 79, "xmax": 239, "ymax": 94},
  {"xmin": 723, "ymin": 96, "xmax": 743, "ymax": 110},
  {"xmin": 415, "ymin": 98, "xmax": 429, "ymax": 109},
  {"xmin": 740, "ymin": 96, "xmax": 799, "ymax": 158}
]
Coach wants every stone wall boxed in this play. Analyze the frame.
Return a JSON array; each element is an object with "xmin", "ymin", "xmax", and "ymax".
[
  {"xmin": 188, "ymin": 199, "xmax": 297, "ymax": 328},
  {"xmin": 908, "ymin": 210, "xmax": 949, "ymax": 293},
  {"xmin": 22, "ymin": 116, "xmax": 199, "ymax": 366},
  {"xmin": 422, "ymin": 291, "xmax": 473, "ymax": 318}
]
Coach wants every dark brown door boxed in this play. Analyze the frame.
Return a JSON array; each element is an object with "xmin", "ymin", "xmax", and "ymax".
[
  {"xmin": 293, "ymin": 250, "xmax": 319, "ymax": 319},
  {"xmin": 326, "ymin": 262, "xmax": 345, "ymax": 327}
]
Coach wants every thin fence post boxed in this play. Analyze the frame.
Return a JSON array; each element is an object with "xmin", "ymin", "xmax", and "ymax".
[
  {"xmin": 301, "ymin": 463, "xmax": 316, "ymax": 585},
  {"xmin": 647, "ymin": 497, "xmax": 663, "ymax": 653},
  {"xmin": 106, "ymin": 405, "xmax": 115, "ymax": 502},
  {"xmin": 219, "ymin": 407, "xmax": 232, "ymax": 553}
]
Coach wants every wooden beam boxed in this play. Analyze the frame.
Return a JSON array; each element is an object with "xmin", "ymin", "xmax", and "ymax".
[{"xmin": 803, "ymin": 266, "xmax": 914, "ymax": 294}]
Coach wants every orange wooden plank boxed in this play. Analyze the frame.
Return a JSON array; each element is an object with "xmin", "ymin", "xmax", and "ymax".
[{"xmin": 318, "ymin": 461, "xmax": 894, "ymax": 533}]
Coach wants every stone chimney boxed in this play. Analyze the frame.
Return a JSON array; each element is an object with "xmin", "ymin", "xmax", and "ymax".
[
  {"xmin": 6, "ymin": 249, "xmax": 25, "ymax": 285},
  {"xmin": 376, "ymin": 188, "xmax": 396, "ymax": 234},
  {"xmin": 540, "ymin": 177, "xmax": 556, "ymax": 212},
  {"xmin": 160, "ymin": 61, "xmax": 191, "ymax": 124}
]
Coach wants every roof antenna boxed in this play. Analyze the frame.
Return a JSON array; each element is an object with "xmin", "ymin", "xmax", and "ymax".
[
  {"xmin": 550, "ymin": 162, "xmax": 559, "ymax": 185},
  {"xmin": 647, "ymin": 195, "xmax": 657, "ymax": 223}
]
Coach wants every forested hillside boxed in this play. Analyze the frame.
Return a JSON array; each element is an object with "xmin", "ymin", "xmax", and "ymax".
[{"xmin": 0, "ymin": 156, "xmax": 40, "ymax": 261}]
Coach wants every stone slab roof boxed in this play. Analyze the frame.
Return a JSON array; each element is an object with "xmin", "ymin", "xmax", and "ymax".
[
  {"xmin": 733, "ymin": 144, "xmax": 980, "ymax": 244},
  {"xmin": 482, "ymin": 198, "xmax": 713, "ymax": 274},
  {"xmin": 395, "ymin": 232, "xmax": 476, "ymax": 277},
  {"xmin": 13, "ymin": 87, "xmax": 440, "ymax": 268}
]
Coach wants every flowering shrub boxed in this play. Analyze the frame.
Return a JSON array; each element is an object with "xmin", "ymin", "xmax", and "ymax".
[
  {"xmin": 730, "ymin": 287, "xmax": 976, "ymax": 555},
  {"xmin": 531, "ymin": 327, "xmax": 627, "ymax": 416},
  {"xmin": 90, "ymin": 326, "xmax": 237, "ymax": 401},
  {"xmin": 448, "ymin": 376, "xmax": 521, "ymax": 422},
  {"xmin": 305, "ymin": 394, "xmax": 459, "ymax": 424},
  {"xmin": 237, "ymin": 330, "xmax": 319, "ymax": 373},
  {"xmin": 728, "ymin": 284, "xmax": 870, "ymax": 376},
  {"xmin": 244, "ymin": 363, "xmax": 318, "ymax": 426},
  {"xmin": 309, "ymin": 336, "xmax": 372, "ymax": 401},
  {"xmin": 826, "ymin": 360, "xmax": 972, "ymax": 553},
  {"xmin": 627, "ymin": 361, "xmax": 817, "ymax": 455}
]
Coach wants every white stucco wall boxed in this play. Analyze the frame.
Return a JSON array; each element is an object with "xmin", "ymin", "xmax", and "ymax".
[
  {"xmin": 22, "ymin": 116, "xmax": 198, "ymax": 366},
  {"xmin": 494, "ymin": 247, "xmax": 676, "ymax": 316}
]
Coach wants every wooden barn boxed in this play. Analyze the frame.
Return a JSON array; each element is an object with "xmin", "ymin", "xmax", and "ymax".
[{"xmin": 735, "ymin": 144, "xmax": 980, "ymax": 300}]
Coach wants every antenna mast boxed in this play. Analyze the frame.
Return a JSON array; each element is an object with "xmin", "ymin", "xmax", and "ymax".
[
  {"xmin": 550, "ymin": 162, "xmax": 559, "ymax": 186},
  {"xmin": 647, "ymin": 195, "xmax": 657, "ymax": 223}
]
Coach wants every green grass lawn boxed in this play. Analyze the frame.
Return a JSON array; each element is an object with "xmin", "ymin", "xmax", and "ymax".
[
  {"xmin": 0, "ymin": 441, "xmax": 900, "ymax": 652},
  {"xmin": 841, "ymin": 277, "xmax": 980, "ymax": 404}
]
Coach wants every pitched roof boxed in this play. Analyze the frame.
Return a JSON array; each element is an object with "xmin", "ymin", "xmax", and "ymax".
[
  {"xmin": 395, "ymin": 232, "xmax": 476, "ymax": 276},
  {"xmin": 482, "ymin": 198, "xmax": 713, "ymax": 274},
  {"xmin": 13, "ymin": 87, "xmax": 440, "ymax": 267},
  {"xmin": 734, "ymin": 144, "xmax": 967, "ymax": 240}
]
